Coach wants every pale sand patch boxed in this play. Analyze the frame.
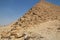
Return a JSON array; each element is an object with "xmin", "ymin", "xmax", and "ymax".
[{"xmin": 25, "ymin": 20, "xmax": 60, "ymax": 40}]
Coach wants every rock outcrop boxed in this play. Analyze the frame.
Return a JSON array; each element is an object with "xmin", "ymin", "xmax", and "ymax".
[{"xmin": 0, "ymin": 0, "xmax": 60, "ymax": 40}]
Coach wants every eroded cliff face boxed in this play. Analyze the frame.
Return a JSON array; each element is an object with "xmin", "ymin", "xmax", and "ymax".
[{"xmin": 0, "ymin": 1, "xmax": 60, "ymax": 40}]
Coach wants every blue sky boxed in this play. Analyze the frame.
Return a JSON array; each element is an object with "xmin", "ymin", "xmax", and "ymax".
[{"xmin": 0, "ymin": 0, "xmax": 60, "ymax": 25}]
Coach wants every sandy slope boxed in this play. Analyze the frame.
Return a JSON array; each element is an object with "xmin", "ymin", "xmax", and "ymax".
[{"xmin": 0, "ymin": 20, "xmax": 60, "ymax": 40}]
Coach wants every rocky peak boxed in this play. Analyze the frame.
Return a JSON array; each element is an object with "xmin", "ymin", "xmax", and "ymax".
[{"xmin": 0, "ymin": 1, "xmax": 60, "ymax": 40}]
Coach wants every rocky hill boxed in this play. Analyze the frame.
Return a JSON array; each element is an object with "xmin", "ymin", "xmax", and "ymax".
[{"xmin": 0, "ymin": 1, "xmax": 60, "ymax": 40}]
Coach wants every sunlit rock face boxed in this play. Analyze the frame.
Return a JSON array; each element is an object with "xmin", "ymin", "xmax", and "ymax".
[
  {"xmin": 0, "ymin": 0, "xmax": 60, "ymax": 40},
  {"xmin": 25, "ymin": 20, "xmax": 60, "ymax": 40}
]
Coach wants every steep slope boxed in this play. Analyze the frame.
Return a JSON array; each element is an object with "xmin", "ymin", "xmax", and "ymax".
[
  {"xmin": 0, "ymin": 1, "xmax": 60, "ymax": 40},
  {"xmin": 13, "ymin": 1, "xmax": 60, "ymax": 27}
]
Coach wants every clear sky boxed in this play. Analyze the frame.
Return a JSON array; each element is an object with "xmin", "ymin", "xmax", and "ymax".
[{"xmin": 0, "ymin": 0, "xmax": 60, "ymax": 25}]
